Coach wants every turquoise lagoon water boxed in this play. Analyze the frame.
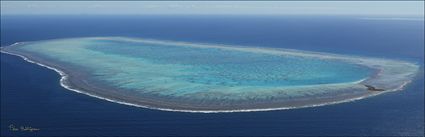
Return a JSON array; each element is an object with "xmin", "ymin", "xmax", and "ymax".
[{"xmin": 2, "ymin": 37, "xmax": 418, "ymax": 111}]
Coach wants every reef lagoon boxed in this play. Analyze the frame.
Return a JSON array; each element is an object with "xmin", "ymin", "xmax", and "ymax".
[{"xmin": 0, "ymin": 37, "xmax": 419, "ymax": 112}]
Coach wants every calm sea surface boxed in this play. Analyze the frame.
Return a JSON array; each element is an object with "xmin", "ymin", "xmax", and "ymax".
[{"xmin": 1, "ymin": 15, "xmax": 424, "ymax": 136}]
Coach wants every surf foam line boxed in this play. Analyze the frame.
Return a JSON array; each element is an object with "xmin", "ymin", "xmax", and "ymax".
[{"xmin": 0, "ymin": 40, "xmax": 418, "ymax": 113}]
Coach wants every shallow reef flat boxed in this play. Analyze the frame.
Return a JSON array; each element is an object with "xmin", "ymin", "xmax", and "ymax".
[{"xmin": 0, "ymin": 37, "xmax": 419, "ymax": 112}]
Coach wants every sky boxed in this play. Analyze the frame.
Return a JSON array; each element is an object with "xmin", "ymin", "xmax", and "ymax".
[{"xmin": 1, "ymin": 1, "xmax": 424, "ymax": 16}]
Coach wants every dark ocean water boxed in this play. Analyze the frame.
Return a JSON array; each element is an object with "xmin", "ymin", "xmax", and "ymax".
[{"xmin": 1, "ymin": 15, "xmax": 424, "ymax": 136}]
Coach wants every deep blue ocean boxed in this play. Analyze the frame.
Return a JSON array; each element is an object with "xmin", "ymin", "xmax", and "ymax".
[{"xmin": 1, "ymin": 15, "xmax": 424, "ymax": 136}]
